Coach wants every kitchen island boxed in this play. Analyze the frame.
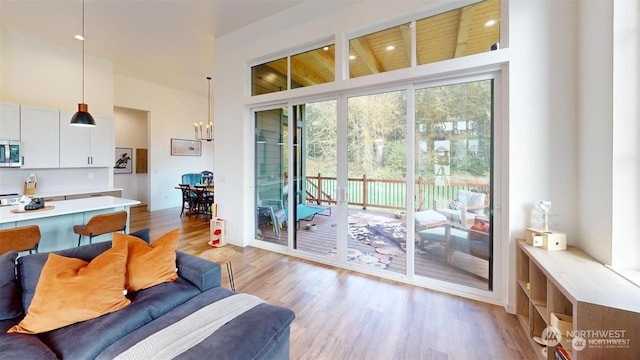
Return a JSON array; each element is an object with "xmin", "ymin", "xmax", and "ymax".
[{"xmin": 0, "ymin": 196, "xmax": 140, "ymax": 252}]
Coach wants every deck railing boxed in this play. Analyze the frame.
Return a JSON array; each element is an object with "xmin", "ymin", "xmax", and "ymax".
[{"xmin": 304, "ymin": 173, "xmax": 487, "ymax": 211}]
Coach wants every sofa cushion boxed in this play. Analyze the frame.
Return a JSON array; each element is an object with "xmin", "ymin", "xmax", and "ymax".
[
  {"xmin": 129, "ymin": 228, "xmax": 150, "ymax": 243},
  {"xmin": 0, "ymin": 251, "xmax": 21, "ymax": 320},
  {"xmin": 117, "ymin": 229, "xmax": 179, "ymax": 292},
  {"xmin": 16, "ymin": 230, "xmax": 150, "ymax": 311},
  {"xmin": 38, "ymin": 277, "xmax": 201, "ymax": 360},
  {"xmin": 8, "ymin": 235, "xmax": 130, "ymax": 334},
  {"xmin": 176, "ymin": 252, "xmax": 222, "ymax": 292},
  {"xmin": 0, "ymin": 318, "xmax": 56, "ymax": 359},
  {"xmin": 96, "ymin": 287, "xmax": 296, "ymax": 360}
]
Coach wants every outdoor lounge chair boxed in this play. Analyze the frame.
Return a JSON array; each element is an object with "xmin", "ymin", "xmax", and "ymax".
[
  {"xmin": 257, "ymin": 197, "xmax": 287, "ymax": 238},
  {"xmin": 435, "ymin": 189, "xmax": 487, "ymax": 227},
  {"xmin": 417, "ymin": 223, "xmax": 490, "ymax": 264}
]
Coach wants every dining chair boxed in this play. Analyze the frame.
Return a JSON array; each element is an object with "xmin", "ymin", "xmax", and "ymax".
[
  {"xmin": 73, "ymin": 211, "xmax": 128, "ymax": 246},
  {"xmin": 179, "ymin": 184, "xmax": 196, "ymax": 217},
  {"xmin": 0, "ymin": 225, "xmax": 41, "ymax": 255},
  {"xmin": 193, "ymin": 185, "xmax": 214, "ymax": 219}
]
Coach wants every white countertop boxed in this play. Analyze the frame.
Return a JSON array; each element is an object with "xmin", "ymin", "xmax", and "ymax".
[{"xmin": 0, "ymin": 196, "xmax": 140, "ymax": 224}]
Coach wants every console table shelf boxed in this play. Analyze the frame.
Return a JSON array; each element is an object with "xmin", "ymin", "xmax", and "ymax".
[{"xmin": 516, "ymin": 240, "xmax": 640, "ymax": 360}]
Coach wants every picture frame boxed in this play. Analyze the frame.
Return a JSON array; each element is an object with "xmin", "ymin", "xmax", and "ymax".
[
  {"xmin": 171, "ymin": 138, "xmax": 202, "ymax": 156},
  {"xmin": 114, "ymin": 147, "xmax": 133, "ymax": 174}
]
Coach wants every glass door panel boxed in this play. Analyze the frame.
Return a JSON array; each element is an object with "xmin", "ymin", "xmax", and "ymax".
[
  {"xmin": 414, "ymin": 79, "xmax": 493, "ymax": 290},
  {"xmin": 291, "ymin": 100, "xmax": 338, "ymax": 258},
  {"xmin": 346, "ymin": 90, "xmax": 407, "ymax": 274},
  {"xmin": 255, "ymin": 108, "xmax": 287, "ymax": 245}
]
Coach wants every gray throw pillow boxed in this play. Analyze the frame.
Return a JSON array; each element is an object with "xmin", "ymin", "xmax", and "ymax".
[{"xmin": 0, "ymin": 251, "xmax": 22, "ymax": 320}]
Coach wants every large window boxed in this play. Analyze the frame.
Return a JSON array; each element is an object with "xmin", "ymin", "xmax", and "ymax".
[
  {"xmin": 251, "ymin": 44, "xmax": 335, "ymax": 96},
  {"xmin": 349, "ymin": 24, "xmax": 411, "ymax": 78},
  {"xmin": 416, "ymin": 0, "xmax": 500, "ymax": 65},
  {"xmin": 252, "ymin": 1, "xmax": 500, "ymax": 92}
]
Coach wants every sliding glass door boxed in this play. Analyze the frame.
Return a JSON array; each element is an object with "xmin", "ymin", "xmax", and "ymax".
[
  {"xmin": 253, "ymin": 74, "xmax": 497, "ymax": 292},
  {"xmin": 291, "ymin": 100, "xmax": 338, "ymax": 258},
  {"xmin": 413, "ymin": 79, "xmax": 494, "ymax": 290},
  {"xmin": 255, "ymin": 108, "xmax": 288, "ymax": 245},
  {"xmin": 346, "ymin": 90, "xmax": 407, "ymax": 274}
]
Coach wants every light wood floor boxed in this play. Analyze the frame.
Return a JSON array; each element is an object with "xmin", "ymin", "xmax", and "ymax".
[{"xmin": 130, "ymin": 206, "xmax": 537, "ymax": 360}]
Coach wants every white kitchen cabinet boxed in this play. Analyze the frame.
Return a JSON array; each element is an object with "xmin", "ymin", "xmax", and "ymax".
[
  {"xmin": 0, "ymin": 102, "xmax": 21, "ymax": 140},
  {"xmin": 59, "ymin": 111, "xmax": 114, "ymax": 167},
  {"xmin": 20, "ymin": 105, "xmax": 60, "ymax": 169}
]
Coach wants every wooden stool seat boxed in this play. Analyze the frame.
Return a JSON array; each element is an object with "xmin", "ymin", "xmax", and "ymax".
[
  {"xmin": 199, "ymin": 247, "xmax": 237, "ymax": 291},
  {"xmin": 73, "ymin": 211, "xmax": 127, "ymax": 246},
  {"xmin": 0, "ymin": 225, "xmax": 41, "ymax": 255}
]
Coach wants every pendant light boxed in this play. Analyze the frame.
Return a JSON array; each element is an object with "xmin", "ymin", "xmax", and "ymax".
[
  {"xmin": 194, "ymin": 76, "xmax": 213, "ymax": 141},
  {"xmin": 70, "ymin": 0, "xmax": 96, "ymax": 127}
]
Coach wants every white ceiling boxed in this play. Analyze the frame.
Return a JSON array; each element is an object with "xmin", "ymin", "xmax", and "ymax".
[{"xmin": 0, "ymin": 0, "xmax": 304, "ymax": 96}]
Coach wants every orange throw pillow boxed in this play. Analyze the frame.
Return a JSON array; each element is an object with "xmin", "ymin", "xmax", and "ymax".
[
  {"xmin": 8, "ymin": 235, "xmax": 130, "ymax": 334},
  {"xmin": 117, "ymin": 229, "xmax": 179, "ymax": 292}
]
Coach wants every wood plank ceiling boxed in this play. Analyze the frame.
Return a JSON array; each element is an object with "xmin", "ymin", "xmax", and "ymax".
[{"xmin": 253, "ymin": 0, "xmax": 499, "ymax": 95}]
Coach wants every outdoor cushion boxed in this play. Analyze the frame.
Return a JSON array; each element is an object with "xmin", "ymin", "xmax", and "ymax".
[
  {"xmin": 414, "ymin": 209, "xmax": 447, "ymax": 227},
  {"xmin": 457, "ymin": 190, "xmax": 485, "ymax": 214}
]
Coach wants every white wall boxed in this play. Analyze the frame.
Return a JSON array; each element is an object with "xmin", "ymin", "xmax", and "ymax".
[
  {"xmin": 0, "ymin": 29, "xmax": 116, "ymax": 195},
  {"xmin": 610, "ymin": 0, "xmax": 640, "ymax": 270},
  {"xmin": 113, "ymin": 75, "xmax": 213, "ymax": 211},
  {"xmin": 0, "ymin": 28, "xmax": 212, "ymax": 211},
  {"xmin": 114, "ymin": 106, "xmax": 148, "ymax": 205}
]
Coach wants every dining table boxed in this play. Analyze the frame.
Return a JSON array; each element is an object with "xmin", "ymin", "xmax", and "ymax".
[{"xmin": 176, "ymin": 184, "xmax": 215, "ymax": 218}]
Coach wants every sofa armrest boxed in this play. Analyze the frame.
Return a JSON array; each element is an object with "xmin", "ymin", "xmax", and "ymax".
[{"xmin": 176, "ymin": 252, "xmax": 221, "ymax": 292}]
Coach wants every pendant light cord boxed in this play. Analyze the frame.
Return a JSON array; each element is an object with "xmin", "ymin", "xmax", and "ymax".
[
  {"xmin": 207, "ymin": 76, "xmax": 211, "ymax": 125},
  {"xmin": 81, "ymin": 0, "xmax": 85, "ymax": 104}
]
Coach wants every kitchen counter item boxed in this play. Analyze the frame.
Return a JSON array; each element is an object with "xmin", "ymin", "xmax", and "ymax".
[{"xmin": 11, "ymin": 206, "xmax": 55, "ymax": 214}]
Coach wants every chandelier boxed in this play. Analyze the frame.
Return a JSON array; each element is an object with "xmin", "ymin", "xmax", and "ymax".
[{"xmin": 194, "ymin": 76, "xmax": 213, "ymax": 141}]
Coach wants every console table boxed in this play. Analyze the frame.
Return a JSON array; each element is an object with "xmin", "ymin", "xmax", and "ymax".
[{"xmin": 516, "ymin": 240, "xmax": 640, "ymax": 359}]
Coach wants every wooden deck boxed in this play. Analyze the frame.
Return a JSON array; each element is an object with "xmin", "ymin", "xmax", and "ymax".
[{"xmin": 258, "ymin": 207, "xmax": 490, "ymax": 289}]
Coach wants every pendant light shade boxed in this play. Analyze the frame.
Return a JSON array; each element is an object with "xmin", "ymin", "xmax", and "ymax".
[
  {"xmin": 70, "ymin": 0, "xmax": 96, "ymax": 127},
  {"xmin": 70, "ymin": 103, "xmax": 96, "ymax": 126}
]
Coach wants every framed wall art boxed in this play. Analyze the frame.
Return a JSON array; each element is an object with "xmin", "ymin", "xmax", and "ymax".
[
  {"xmin": 171, "ymin": 138, "xmax": 202, "ymax": 156},
  {"xmin": 114, "ymin": 147, "xmax": 133, "ymax": 174}
]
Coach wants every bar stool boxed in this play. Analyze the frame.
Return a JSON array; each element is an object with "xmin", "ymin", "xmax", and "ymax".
[
  {"xmin": 0, "ymin": 225, "xmax": 41, "ymax": 255},
  {"xmin": 198, "ymin": 247, "xmax": 237, "ymax": 291},
  {"xmin": 73, "ymin": 211, "xmax": 127, "ymax": 246}
]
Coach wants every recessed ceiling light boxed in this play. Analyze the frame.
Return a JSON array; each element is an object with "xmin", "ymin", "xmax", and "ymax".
[
  {"xmin": 74, "ymin": 34, "xmax": 84, "ymax": 40},
  {"xmin": 484, "ymin": 19, "xmax": 497, "ymax": 28},
  {"xmin": 386, "ymin": 45, "xmax": 395, "ymax": 51},
  {"xmin": 349, "ymin": 55, "xmax": 357, "ymax": 60},
  {"xmin": 323, "ymin": 46, "xmax": 329, "ymax": 51}
]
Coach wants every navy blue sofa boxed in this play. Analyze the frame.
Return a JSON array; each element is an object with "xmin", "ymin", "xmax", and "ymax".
[{"xmin": 0, "ymin": 230, "xmax": 295, "ymax": 359}]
